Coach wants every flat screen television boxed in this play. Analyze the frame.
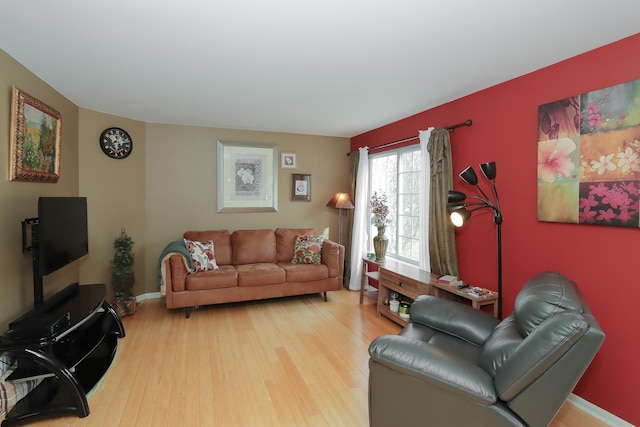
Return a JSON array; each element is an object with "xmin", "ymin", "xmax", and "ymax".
[
  {"xmin": 27, "ymin": 197, "xmax": 89, "ymax": 307},
  {"xmin": 38, "ymin": 197, "xmax": 89, "ymax": 276}
]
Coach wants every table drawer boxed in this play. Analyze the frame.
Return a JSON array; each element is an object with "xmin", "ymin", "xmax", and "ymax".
[{"xmin": 379, "ymin": 268, "xmax": 431, "ymax": 299}]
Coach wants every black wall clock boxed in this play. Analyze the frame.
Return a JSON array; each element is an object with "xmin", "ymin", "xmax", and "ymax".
[{"xmin": 99, "ymin": 127, "xmax": 133, "ymax": 159}]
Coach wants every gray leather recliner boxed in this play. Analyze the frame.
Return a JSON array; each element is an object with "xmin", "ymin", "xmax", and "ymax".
[{"xmin": 368, "ymin": 271, "xmax": 605, "ymax": 427}]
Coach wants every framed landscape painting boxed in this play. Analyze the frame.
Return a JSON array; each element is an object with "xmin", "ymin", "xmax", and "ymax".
[
  {"xmin": 217, "ymin": 141, "xmax": 278, "ymax": 212},
  {"xmin": 10, "ymin": 87, "xmax": 62, "ymax": 182}
]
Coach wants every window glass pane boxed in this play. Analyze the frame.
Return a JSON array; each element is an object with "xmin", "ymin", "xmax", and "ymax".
[
  {"xmin": 411, "ymin": 195, "xmax": 421, "ymax": 226},
  {"xmin": 369, "ymin": 147, "xmax": 421, "ymax": 264}
]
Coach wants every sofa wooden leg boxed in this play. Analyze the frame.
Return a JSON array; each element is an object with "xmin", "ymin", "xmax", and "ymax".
[
  {"xmin": 185, "ymin": 306, "xmax": 191, "ymax": 318},
  {"xmin": 323, "ymin": 292, "xmax": 327, "ymax": 302}
]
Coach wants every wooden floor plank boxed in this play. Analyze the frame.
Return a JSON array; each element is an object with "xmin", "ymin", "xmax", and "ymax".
[{"xmin": 26, "ymin": 289, "xmax": 609, "ymax": 427}]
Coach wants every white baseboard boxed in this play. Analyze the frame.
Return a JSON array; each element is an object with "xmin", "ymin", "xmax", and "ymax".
[
  {"xmin": 567, "ymin": 393, "xmax": 634, "ymax": 426},
  {"xmin": 136, "ymin": 292, "xmax": 161, "ymax": 302}
]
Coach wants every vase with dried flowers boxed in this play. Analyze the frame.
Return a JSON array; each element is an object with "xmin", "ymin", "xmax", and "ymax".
[{"xmin": 370, "ymin": 191, "xmax": 391, "ymax": 262}]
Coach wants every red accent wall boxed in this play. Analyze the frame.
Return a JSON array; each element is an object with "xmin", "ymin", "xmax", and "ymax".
[{"xmin": 351, "ymin": 33, "xmax": 640, "ymax": 425}]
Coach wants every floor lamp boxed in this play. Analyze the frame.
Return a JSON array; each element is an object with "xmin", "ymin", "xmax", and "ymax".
[
  {"xmin": 327, "ymin": 192, "xmax": 354, "ymax": 286},
  {"xmin": 447, "ymin": 161, "xmax": 504, "ymax": 319},
  {"xmin": 326, "ymin": 192, "xmax": 354, "ymax": 245}
]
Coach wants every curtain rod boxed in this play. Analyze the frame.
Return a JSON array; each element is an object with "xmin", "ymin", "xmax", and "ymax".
[{"xmin": 347, "ymin": 119, "xmax": 472, "ymax": 156}]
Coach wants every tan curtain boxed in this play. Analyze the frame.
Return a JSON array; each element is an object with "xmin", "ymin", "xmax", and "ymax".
[
  {"xmin": 344, "ymin": 150, "xmax": 360, "ymax": 284},
  {"xmin": 427, "ymin": 128, "xmax": 459, "ymax": 276}
]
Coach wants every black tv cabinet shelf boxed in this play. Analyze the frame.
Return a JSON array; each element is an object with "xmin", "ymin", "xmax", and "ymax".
[{"xmin": 0, "ymin": 283, "xmax": 125, "ymax": 426}]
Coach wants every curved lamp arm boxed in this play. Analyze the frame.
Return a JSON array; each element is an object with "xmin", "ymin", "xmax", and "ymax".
[
  {"xmin": 447, "ymin": 162, "xmax": 504, "ymax": 319},
  {"xmin": 447, "ymin": 192, "xmax": 502, "ymax": 227}
]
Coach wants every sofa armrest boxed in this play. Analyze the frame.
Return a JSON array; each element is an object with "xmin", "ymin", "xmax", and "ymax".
[
  {"xmin": 409, "ymin": 295, "xmax": 500, "ymax": 346},
  {"xmin": 321, "ymin": 239, "xmax": 344, "ymax": 278},
  {"xmin": 369, "ymin": 335, "xmax": 496, "ymax": 405},
  {"xmin": 165, "ymin": 254, "xmax": 189, "ymax": 293}
]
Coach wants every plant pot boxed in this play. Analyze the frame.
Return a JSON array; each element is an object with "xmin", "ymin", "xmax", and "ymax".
[
  {"xmin": 114, "ymin": 296, "xmax": 137, "ymax": 318},
  {"xmin": 112, "ymin": 276, "xmax": 134, "ymax": 295},
  {"xmin": 373, "ymin": 226, "xmax": 388, "ymax": 263}
]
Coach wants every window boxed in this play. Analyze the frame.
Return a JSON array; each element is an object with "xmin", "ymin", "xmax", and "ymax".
[{"xmin": 369, "ymin": 147, "xmax": 422, "ymax": 264}]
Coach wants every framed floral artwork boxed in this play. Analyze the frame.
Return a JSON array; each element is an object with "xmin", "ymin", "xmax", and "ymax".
[
  {"xmin": 216, "ymin": 141, "xmax": 278, "ymax": 212},
  {"xmin": 291, "ymin": 174, "xmax": 311, "ymax": 201},
  {"xmin": 537, "ymin": 78, "xmax": 640, "ymax": 227},
  {"xmin": 10, "ymin": 87, "xmax": 62, "ymax": 182}
]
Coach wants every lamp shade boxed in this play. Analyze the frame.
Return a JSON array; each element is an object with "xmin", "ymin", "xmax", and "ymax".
[
  {"xmin": 459, "ymin": 166, "xmax": 479, "ymax": 185},
  {"xmin": 447, "ymin": 190, "xmax": 467, "ymax": 203},
  {"xmin": 326, "ymin": 192, "xmax": 354, "ymax": 210},
  {"xmin": 480, "ymin": 161, "xmax": 497, "ymax": 180},
  {"xmin": 450, "ymin": 208, "xmax": 471, "ymax": 227}
]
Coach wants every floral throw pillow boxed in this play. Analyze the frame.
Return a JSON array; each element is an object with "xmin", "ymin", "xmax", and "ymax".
[
  {"xmin": 184, "ymin": 239, "xmax": 219, "ymax": 271},
  {"xmin": 291, "ymin": 235, "xmax": 325, "ymax": 265}
]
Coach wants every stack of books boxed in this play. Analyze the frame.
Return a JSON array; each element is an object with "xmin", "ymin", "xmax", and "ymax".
[{"xmin": 437, "ymin": 275, "xmax": 458, "ymax": 285}]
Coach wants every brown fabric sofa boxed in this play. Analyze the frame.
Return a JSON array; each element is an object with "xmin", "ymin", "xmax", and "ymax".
[{"xmin": 160, "ymin": 228, "xmax": 345, "ymax": 317}]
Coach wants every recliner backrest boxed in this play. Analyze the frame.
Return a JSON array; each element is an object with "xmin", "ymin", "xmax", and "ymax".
[
  {"xmin": 513, "ymin": 271, "xmax": 584, "ymax": 337},
  {"xmin": 478, "ymin": 271, "xmax": 592, "ymax": 400}
]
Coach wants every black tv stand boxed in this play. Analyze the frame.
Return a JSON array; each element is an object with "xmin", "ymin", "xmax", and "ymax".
[
  {"xmin": 0, "ymin": 283, "xmax": 124, "ymax": 426},
  {"xmin": 35, "ymin": 282, "xmax": 80, "ymax": 314}
]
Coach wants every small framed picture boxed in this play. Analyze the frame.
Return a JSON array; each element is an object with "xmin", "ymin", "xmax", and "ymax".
[
  {"xmin": 291, "ymin": 174, "xmax": 311, "ymax": 201},
  {"xmin": 281, "ymin": 152, "xmax": 296, "ymax": 168}
]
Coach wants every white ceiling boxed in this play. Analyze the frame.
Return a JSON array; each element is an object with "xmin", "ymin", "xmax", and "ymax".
[{"xmin": 1, "ymin": 1, "xmax": 638, "ymax": 138}]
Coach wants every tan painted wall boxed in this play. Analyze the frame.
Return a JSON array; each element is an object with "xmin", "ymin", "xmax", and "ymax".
[
  {"xmin": 144, "ymin": 123, "xmax": 350, "ymax": 295},
  {"xmin": 0, "ymin": 49, "xmax": 80, "ymax": 326},
  {"xmin": 0, "ymin": 49, "xmax": 351, "ymax": 323},
  {"xmin": 78, "ymin": 109, "xmax": 146, "ymax": 301}
]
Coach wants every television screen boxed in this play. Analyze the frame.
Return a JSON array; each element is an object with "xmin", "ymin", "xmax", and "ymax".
[{"xmin": 38, "ymin": 197, "xmax": 89, "ymax": 276}]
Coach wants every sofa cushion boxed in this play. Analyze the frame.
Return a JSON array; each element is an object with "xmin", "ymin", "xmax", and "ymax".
[
  {"xmin": 184, "ymin": 239, "xmax": 219, "ymax": 271},
  {"xmin": 275, "ymin": 228, "xmax": 316, "ymax": 262},
  {"xmin": 184, "ymin": 230, "xmax": 232, "ymax": 265},
  {"xmin": 232, "ymin": 229, "xmax": 277, "ymax": 265},
  {"xmin": 292, "ymin": 235, "xmax": 325, "ymax": 264},
  {"xmin": 235, "ymin": 263, "xmax": 286, "ymax": 286},
  {"xmin": 278, "ymin": 262, "xmax": 329, "ymax": 282},
  {"xmin": 1, "ymin": 355, "xmax": 42, "ymax": 418},
  {"xmin": 185, "ymin": 265, "xmax": 238, "ymax": 290}
]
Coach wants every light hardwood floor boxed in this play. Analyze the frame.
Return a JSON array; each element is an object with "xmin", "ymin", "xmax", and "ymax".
[{"xmin": 30, "ymin": 289, "xmax": 610, "ymax": 426}]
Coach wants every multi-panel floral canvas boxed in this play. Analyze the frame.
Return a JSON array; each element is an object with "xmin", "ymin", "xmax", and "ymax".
[{"xmin": 538, "ymin": 78, "xmax": 640, "ymax": 227}]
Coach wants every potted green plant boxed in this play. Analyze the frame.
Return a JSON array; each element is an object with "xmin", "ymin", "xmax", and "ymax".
[{"xmin": 112, "ymin": 228, "xmax": 136, "ymax": 317}]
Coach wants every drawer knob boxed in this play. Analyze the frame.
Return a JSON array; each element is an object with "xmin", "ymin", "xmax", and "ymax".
[{"xmin": 398, "ymin": 282, "xmax": 404, "ymax": 287}]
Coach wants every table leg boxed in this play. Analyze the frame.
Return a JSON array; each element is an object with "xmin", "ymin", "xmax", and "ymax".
[{"xmin": 359, "ymin": 259, "xmax": 366, "ymax": 304}]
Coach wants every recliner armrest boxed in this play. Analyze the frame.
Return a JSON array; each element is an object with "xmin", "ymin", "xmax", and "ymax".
[
  {"xmin": 369, "ymin": 335, "xmax": 496, "ymax": 405},
  {"xmin": 409, "ymin": 295, "xmax": 500, "ymax": 346}
]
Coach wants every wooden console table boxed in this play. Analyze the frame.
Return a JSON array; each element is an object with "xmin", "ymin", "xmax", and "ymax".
[
  {"xmin": 431, "ymin": 281, "xmax": 499, "ymax": 318},
  {"xmin": 359, "ymin": 257, "xmax": 382, "ymax": 304},
  {"xmin": 366, "ymin": 258, "xmax": 499, "ymax": 325},
  {"xmin": 376, "ymin": 260, "xmax": 435, "ymax": 326}
]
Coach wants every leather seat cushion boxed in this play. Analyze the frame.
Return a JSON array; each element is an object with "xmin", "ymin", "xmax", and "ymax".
[
  {"xmin": 185, "ymin": 265, "xmax": 238, "ymax": 290},
  {"xmin": 278, "ymin": 262, "xmax": 329, "ymax": 282},
  {"xmin": 236, "ymin": 263, "xmax": 285, "ymax": 286}
]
